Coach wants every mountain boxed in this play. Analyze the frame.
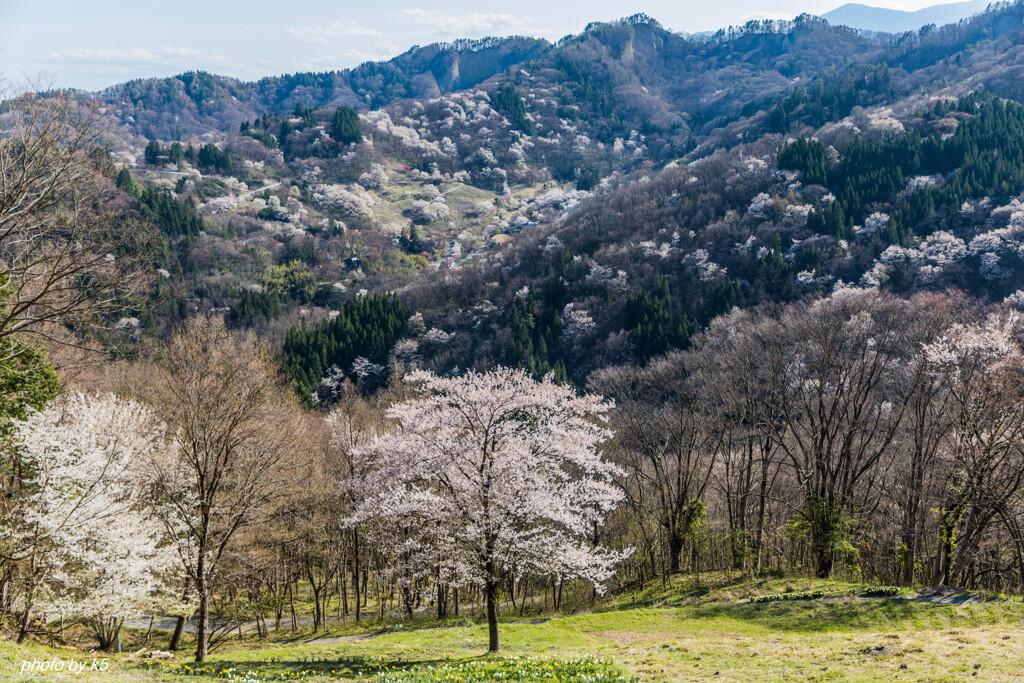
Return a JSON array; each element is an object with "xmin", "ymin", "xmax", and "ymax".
[
  {"xmin": 822, "ymin": 0, "xmax": 991, "ymax": 33},
  {"xmin": 84, "ymin": 2, "xmax": 1024, "ymax": 391},
  {"xmin": 17, "ymin": 3, "xmax": 1024, "ymax": 658},
  {"xmin": 100, "ymin": 35, "xmax": 550, "ymax": 140},
  {"xmin": 98, "ymin": 14, "xmax": 890, "ymax": 143},
  {"xmin": 98, "ymin": 3, "xmax": 1024, "ymax": 146}
]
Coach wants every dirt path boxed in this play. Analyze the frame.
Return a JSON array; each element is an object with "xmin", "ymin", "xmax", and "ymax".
[
  {"xmin": 908, "ymin": 587, "xmax": 988, "ymax": 605},
  {"xmin": 237, "ymin": 181, "xmax": 282, "ymax": 200},
  {"xmin": 300, "ymin": 618, "xmax": 551, "ymax": 646}
]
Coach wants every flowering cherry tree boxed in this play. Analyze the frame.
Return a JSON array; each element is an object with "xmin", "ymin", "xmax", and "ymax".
[
  {"xmin": 350, "ymin": 368, "xmax": 628, "ymax": 652},
  {"xmin": 8, "ymin": 393, "xmax": 176, "ymax": 649},
  {"xmin": 924, "ymin": 310, "xmax": 1024, "ymax": 585}
]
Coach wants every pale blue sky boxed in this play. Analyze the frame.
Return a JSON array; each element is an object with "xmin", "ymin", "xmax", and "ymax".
[{"xmin": 0, "ymin": 0, "xmax": 942, "ymax": 91}]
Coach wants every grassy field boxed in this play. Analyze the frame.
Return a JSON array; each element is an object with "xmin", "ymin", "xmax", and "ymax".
[{"xmin": 4, "ymin": 576, "xmax": 1024, "ymax": 682}]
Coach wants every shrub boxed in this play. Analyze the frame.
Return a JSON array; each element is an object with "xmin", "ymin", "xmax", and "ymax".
[{"xmin": 750, "ymin": 590, "xmax": 825, "ymax": 603}]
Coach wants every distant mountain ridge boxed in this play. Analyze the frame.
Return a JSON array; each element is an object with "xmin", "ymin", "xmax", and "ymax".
[
  {"xmin": 100, "ymin": 35, "xmax": 551, "ymax": 139},
  {"xmin": 93, "ymin": 3, "xmax": 1024, "ymax": 143},
  {"xmin": 823, "ymin": 0, "xmax": 992, "ymax": 33},
  {"xmin": 96, "ymin": 14, "xmax": 884, "ymax": 140}
]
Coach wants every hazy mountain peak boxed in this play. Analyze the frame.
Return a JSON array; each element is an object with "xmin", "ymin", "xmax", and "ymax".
[{"xmin": 822, "ymin": 0, "xmax": 991, "ymax": 33}]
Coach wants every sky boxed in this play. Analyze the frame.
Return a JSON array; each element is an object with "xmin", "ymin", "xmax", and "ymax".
[{"xmin": 0, "ymin": 0, "xmax": 950, "ymax": 91}]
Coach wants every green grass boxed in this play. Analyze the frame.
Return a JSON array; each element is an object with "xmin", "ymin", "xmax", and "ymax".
[
  {"xmin": 144, "ymin": 656, "xmax": 632, "ymax": 682},
  {"xmin": 5, "ymin": 576, "xmax": 1024, "ymax": 681}
]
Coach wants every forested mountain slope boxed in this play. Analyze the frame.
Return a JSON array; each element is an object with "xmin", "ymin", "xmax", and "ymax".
[
  {"xmin": 100, "ymin": 36, "xmax": 551, "ymax": 139},
  {"xmin": 98, "ymin": 13, "xmax": 889, "ymax": 141},
  {"xmin": 81, "ymin": 1, "xmax": 1024, "ymax": 398}
]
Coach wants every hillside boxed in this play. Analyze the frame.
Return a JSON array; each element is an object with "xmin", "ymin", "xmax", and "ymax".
[
  {"xmin": 6, "ymin": 575, "xmax": 1024, "ymax": 681},
  {"xmin": 100, "ymin": 36, "xmax": 551, "ymax": 139},
  {"xmin": 12, "ymin": 2, "xmax": 1024, "ymax": 675},
  {"xmin": 97, "ymin": 14, "xmax": 889, "ymax": 141},
  {"xmin": 87, "ymin": 2, "xmax": 1024, "ymax": 393}
]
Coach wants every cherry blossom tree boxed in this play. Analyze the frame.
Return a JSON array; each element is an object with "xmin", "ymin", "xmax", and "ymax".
[
  {"xmin": 349, "ymin": 368, "xmax": 628, "ymax": 652},
  {"xmin": 6, "ymin": 392, "xmax": 175, "ymax": 649},
  {"xmin": 924, "ymin": 310, "xmax": 1024, "ymax": 586}
]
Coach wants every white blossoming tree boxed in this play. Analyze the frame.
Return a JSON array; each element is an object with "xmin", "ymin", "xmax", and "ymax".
[
  {"xmin": 923, "ymin": 310, "xmax": 1024, "ymax": 585},
  {"xmin": 350, "ymin": 368, "xmax": 628, "ymax": 652},
  {"xmin": 9, "ymin": 393, "xmax": 176, "ymax": 650}
]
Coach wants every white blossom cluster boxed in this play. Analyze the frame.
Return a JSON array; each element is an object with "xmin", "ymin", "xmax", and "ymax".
[
  {"xmin": 343, "ymin": 369, "xmax": 630, "ymax": 599},
  {"xmin": 864, "ymin": 107, "xmax": 906, "ymax": 137},
  {"xmin": 311, "ymin": 183, "xmax": 375, "ymax": 218},
  {"xmin": 860, "ymin": 231, "xmax": 968, "ymax": 286},
  {"xmin": 412, "ymin": 198, "xmax": 451, "ymax": 223},
  {"xmin": 855, "ymin": 212, "xmax": 890, "ymax": 239},
  {"xmin": 682, "ymin": 249, "xmax": 727, "ymax": 281},
  {"xmin": 967, "ymin": 201, "xmax": 1024, "ymax": 281},
  {"xmin": 8, "ymin": 394, "xmax": 178, "ymax": 624},
  {"xmin": 747, "ymin": 192, "xmax": 775, "ymax": 219},
  {"xmin": 561, "ymin": 303, "xmax": 596, "ymax": 340},
  {"xmin": 421, "ymin": 328, "xmax": 453, "ymax": 346},
  {"xmin": 640, "ymin": 240, "xmax": 673, "ymax": 259},
  {"xmin": 358, "ymin": 163, "xmax": 389, "ymax": 189},
  {"xmin": 924, "ymin": 311, "xmax": 1022, "ymax": 377},
  {"xmin": 534, "ymin": 187, "xmax": 592, "ymax": 210},
  {"xmin": 363, "ymin": 110, "xmax": 446, "ymax": 156},
  {"xmin": 784, "ymin": 204, "xmax": 813, "ymax": 225}
]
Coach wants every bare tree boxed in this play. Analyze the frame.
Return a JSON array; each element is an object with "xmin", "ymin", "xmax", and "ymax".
[
  {"xmin": 889, "ymin": 293, "xmax": 970, "ymax": 585},
  {"xmin": 691, "ymin": 314, "xmax": 783, "ymax": 572},
  {"xmin": 326, "ymin": 380, "xmax": 388, "ymax": 625},
  {"xmin": 147, "ymin": 316, "xmax": 308, "ymax": 662},
  {"xmin": 709, "ymin": 292, "xmax": 920, "ymax": 577},
  {"xmin": 0, "ymin": 86, "xmax": 143, "ymax": 354},
  {"xmin": 590, "ymin": 352, "xmax": 718, "ymax": 576},
  {"xmin": 924, "ymin": 310, "xmax": 1024, "ymax": 587}
]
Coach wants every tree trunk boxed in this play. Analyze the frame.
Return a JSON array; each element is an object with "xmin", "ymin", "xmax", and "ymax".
[
  {"xmin": 810, "ymin": 502, "xmax": 837, "ymax": 579},
  {"xmin": 937, "ymin": 499, "xmax": 968, "ymax": 586},
  {"xmin": 341, "ymin": 563, "xmax": 349, "ymax": 623},
  {"xmin": 169, "ymin": 616, "xmax": 186, "ymax": 651},
  {"xmin": 667, "ymin": 523, "xmax": 683, "ymax": 575},
  {"xmin": 485, "ymin": 577, "xmax": 499, "ymax": 653},
  {"xmin": 352, "ymin": 529, "xmax": 361, "ymax": 622},
  {"xmin": 902, "ymin": 442, "xmax": 926, "ymax": 586},
  {"xmin": 16, "ymin": 596, "xmax": 32, "ymax": 644},
  {"xmin": 289, "ymin": 582, "xmax": 297, "ymax": 629},
  {"xmin": 98, "ymin": 619, "xmax": 123, "ymax": 652},
  {"xmin": 901, "ymin": 507, "xmax": 919, "ymax": 586},
  {"xmin": 195, "ymin": 575, "xmax": 209, "ymax": 662},
  {"xmin": 754, "ymin": 454, "xmax": 769, "ymax": 572},
  {"xmin": 311, "ymin": 580, "xmax": 322, "ymax": 633},
  {"xmin": 939, "ymin": 523, "xmax": 956, "ymax": 586}
]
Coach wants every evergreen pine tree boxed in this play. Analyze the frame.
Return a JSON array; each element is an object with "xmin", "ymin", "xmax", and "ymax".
[{"xmin": 331, "ymin": 106, "xmax": 362, "ymax": 145}]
